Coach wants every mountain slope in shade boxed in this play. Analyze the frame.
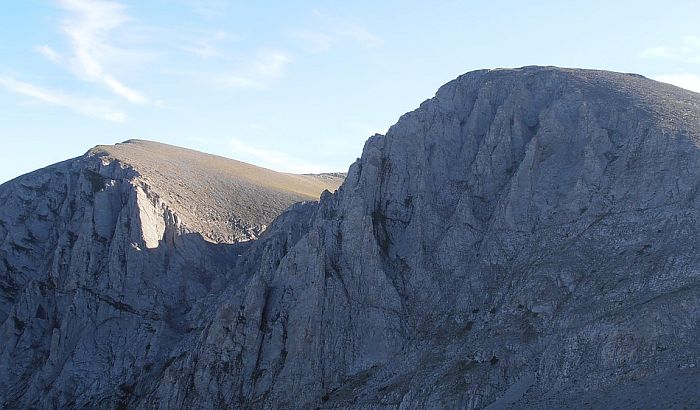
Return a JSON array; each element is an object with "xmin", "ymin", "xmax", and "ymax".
[
  {"xmin": 138, "ymin": 67, "xmax": 699, "ymax": 409},
  {"xmin": 0, "ymin": 140, "xmax": 341, "ymax": 408},
  {"xmin": 2, "ymin": 67, "xmax": 700, "ymax": 409}
]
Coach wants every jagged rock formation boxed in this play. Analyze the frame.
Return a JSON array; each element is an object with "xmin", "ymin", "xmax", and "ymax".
[
  {"xmin": 2, "ymin": 67, "xmax": 700, "ymax": 409},
  {"xmin": 0, "ymin": 141, "xmax": 342, "ymax": 408}
]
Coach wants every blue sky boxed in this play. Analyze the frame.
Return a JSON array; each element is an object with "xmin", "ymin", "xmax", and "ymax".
[{"xmin": 1, "ymin": 0, "xmax": 700, "ymax": 183}]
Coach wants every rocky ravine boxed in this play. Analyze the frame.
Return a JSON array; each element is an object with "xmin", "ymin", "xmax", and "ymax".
[{"xmin": 2, "ymin": 66, "xmax": 700, "ymax": 409}]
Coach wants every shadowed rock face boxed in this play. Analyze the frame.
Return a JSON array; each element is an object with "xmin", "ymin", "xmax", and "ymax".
[
  {"xmin": 2, "ymin": 67, "xmax": 700, "ymax": 409},
  {"xmin": 0, "ymin": 141, "xmax": 340, "ymax": 408}
]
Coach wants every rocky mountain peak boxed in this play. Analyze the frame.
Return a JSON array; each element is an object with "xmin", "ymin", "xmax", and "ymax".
[
  {"xmin": 1, "ymin": 67, "xmax": 699, "ymax": 408},
  {"xmin": 86, "ymin": 138, "xmax": 344, "ymax": 243}
]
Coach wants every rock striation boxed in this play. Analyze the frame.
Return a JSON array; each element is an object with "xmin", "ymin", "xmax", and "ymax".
[
  {"xmin": 0, "ymin": 140, "xmax": 341, "ymax": 408},
  {"xmin": 1, "ymin": 67, "xmax": 699, "ymax": 409}
]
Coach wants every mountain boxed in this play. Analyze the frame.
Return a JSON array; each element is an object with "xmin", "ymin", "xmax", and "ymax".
[
  {"xmin": 0, "ymin": 139, "xmax": 342, "ymax": 407},
  {"xmin": 2, "ymin": 67, "xmax": 699, "ymax": 409},
  {"xmin": 88, "ymin": 139, "xmax": 344, "ymax": 243}
]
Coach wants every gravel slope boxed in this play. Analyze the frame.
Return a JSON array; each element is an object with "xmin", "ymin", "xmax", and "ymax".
[{"xmin": 88, "ymin": 139, "xmax": 345, "ymax": 242}]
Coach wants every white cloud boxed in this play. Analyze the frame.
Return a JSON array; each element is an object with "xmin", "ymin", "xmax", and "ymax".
[
  {"xmin": 654, "ymin": 73, "xmax": 700, "ymax": 93},
  {"xmin": 338, "ymin": 24, "xmax": 383, "ymax": 48},
  {"xmin": 220, "ymin": 50, "xmax": 292, "ymax": 89},
  {"xmin": 220, "ymin": 75, "xmax": 262, "ymax": 89},
  {"xmin": 683, "ymin": 35, "xmax": 700, "ymax": 47},
  {"xmin": 287, "ymin": 28, "xmax": 334, "ymax": 53},
  {"xmin": 0, "ymin": 75, "xmax": 127, "ymax": 122},
  {"xmin": 181, "ymin": 29, "xmax": 237, "ymax": 58},
  {"xmin": 291, "ymin": 10, "xmax": 383, "ymax": 52},
  {"xmin": 228, "ymin": 137, "xmax": 330, "ymax": 173},
  {"xmin": 180, "ymin": 0, "xmax": 229, "ymax": 19},
  {"xmin": 40, "ymin": 0, "xmax": 149, "ymax": 104},
  {"xmin": 102, "ymin": 74, "xmax": 147, "ymax": 104},
  {"xmin": 35, "ymin": 45, "xmax": 62, "ymax": 63},
  {"xmin": 182, "ymin": 41, "xmax": 222, "ymax": 58},
  {"xmin": 252, "ymin": 51, "xmax": 292, "ymax": 78},
  {"xmin": 640, "ymin": 35, "xmax": 700, "ymax": 64},
  {"xmin": 640, "ymin": 46, "xmax": 673, "ymax": 59}
]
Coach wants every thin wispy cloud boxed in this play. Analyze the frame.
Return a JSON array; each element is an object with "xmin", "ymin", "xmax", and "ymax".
[
  {"xmin": 180, "ymin": 0, "xmax": 229, "ymax": 19},
  {"xmin": 252, "ymin": 51, "xmax": 291, "ymax": 77},
  {"xmin": 37, "ymin": 0, "xmax": 149, "ymax": 104},
  {"xmin": 288, "ymin": 11, "xmax": 383, "ymax": 53},
  {"xmin": 181, "ymin": 29, "xmax": 237, "ymax": 58},
  {"xmin": 220, "ymin": 50, "xmax": 293, "ymax": 89},
  {"xmin": 228, "ymin": 137, "xmax": 330, "ymax": 173},
  {"xmin": 0, "ymin": 75, "xmax": 127, "ymax": 122},
  {"xmin": 654, "ymin": 73, "xmax": 700, "ymax": 93},
  {"xmin": 337, "ymin": 23, "xmax": 383, "ymax": 48},
  {"xmin": 35, "ymin": 45, "xmax": 62, "ymax": 63},
  {"xmin": 640, "ymin": 35, "xmax": 700, "ymax": 64},
  {"xmin": 287, "ymin": 28, "xmax": 334, "ymax": 53}
]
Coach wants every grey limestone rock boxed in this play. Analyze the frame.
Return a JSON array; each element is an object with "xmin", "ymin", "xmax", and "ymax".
[
  {"xmin": 1, "ymin": 67, "xmax": 699, "ymax": 409},
  {"xmin": 0, "ymin": 141, "xmax": 340, "ymax": 408}
]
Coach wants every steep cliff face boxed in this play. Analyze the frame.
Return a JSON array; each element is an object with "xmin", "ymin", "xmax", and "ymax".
[
  {"xmin": 0, "ymin": 142, "xmax": 340, "ymax": 408},
  {"xmin": 2, "ymin": 67, "xmax": 700, "ymax": 409},
  {"xmin": 139, "ymin": 67, "xmax": 699, "ymax": 409}
]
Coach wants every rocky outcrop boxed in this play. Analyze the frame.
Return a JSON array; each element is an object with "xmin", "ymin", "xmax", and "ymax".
[
  {"xmin": 2, "ymin": 67, "xmax": 700, "ymax": 409},
  {"xmin": 0, "ymin": 142, "xmax": 340, "ymax": 408}
]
